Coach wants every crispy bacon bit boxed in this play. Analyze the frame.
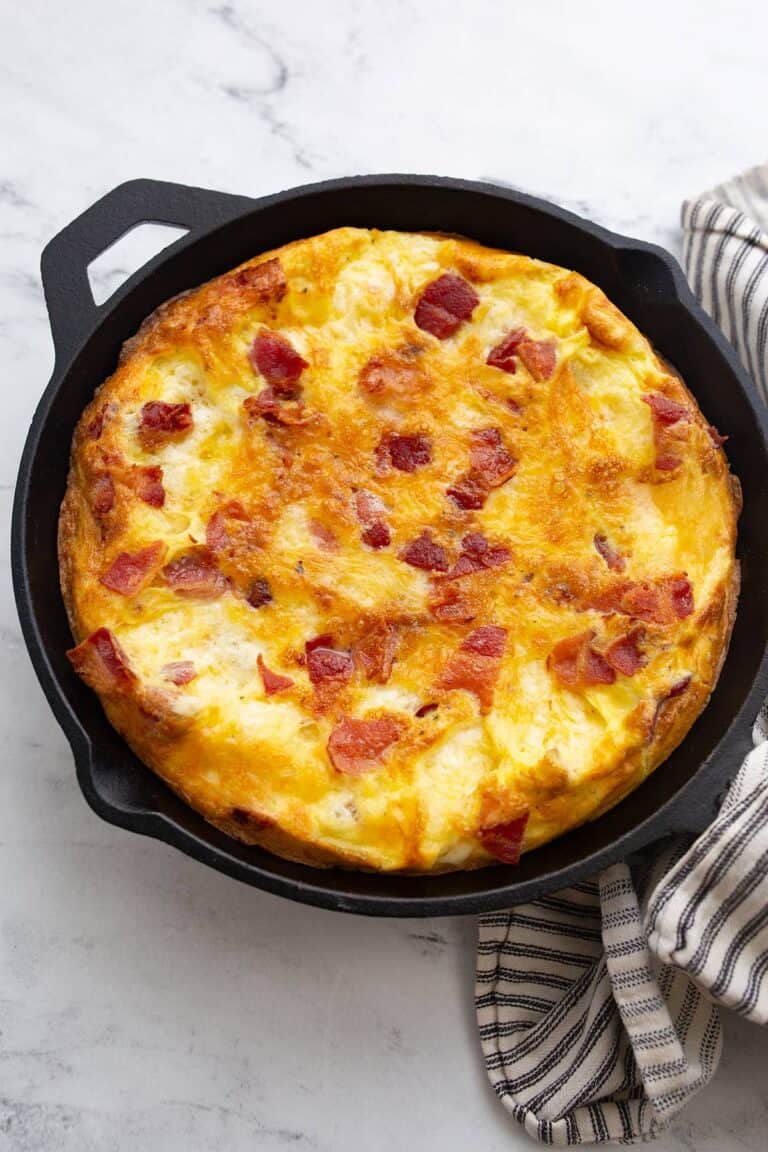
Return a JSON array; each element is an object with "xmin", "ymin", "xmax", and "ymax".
[
  {"xmin": 707, "ymin": 424, "xmax": 728, "ymax": 447},
  {"xmin": 355, "ymin": 620, "xmax": 398, "ymax": 684},
  {"xmin": 162, "ymin": 661, "xmax": 197, "ymax": 685},
  {"xmin": 486, "ymin": 328, "xmax": 527, "ymax": 373},
  {"xmin": 257, "ymin": 653, "xmax": 294, "ymax": 695},
  {"xmin": 470, "ymin": 428, "xmax": 516, "ymax": 487},
  {"xmin": 247, "ymin": 578, "xmax": 273, "ymax": 608},
  {"xmin": 306, "ymin": 641, "xmax": 354, "ymax": 692},
  {"xmin": 354, "ymin": 490, "xmax": 391, "ymax": 549},
  {"xmin": 206, "ymin": 501, "xmax": 261, "ymax": 558},
  {"xmin": 100, "ymin": 541, "xmax": 166, "ymax": 596},
  {"xmin": 479, "ymin": 814, "xmax": 529, "ymax": 864},
  {"xmin": 310, "ymin": 519, "xmax": 339, "ymax": 551},
  {"xmin": 67, "ymin": 628, "xmax": 137, "ymax": 693},
  {"xmin": 517, "ymin": 339, "xmax": 557, "ymax": 381},
  {"xmin": 445, "ymin": 532, "xmax": 511, "ymax": 580},
  {"xmin": 436, "ymin": 625, "xmax": 507, "ymax": 712},
  {"xmin": 243, "ymin": 388, "xmax": 316, "ymax": 426},
  {"xmin": 643, "ymin": 392, "xmax": 691, "ymax": 425},
  {"xmin": 414, "ymin": 273, "xmax": 479, "ymax": 339},
  {"xmin": 162, "ymin": 549, "xmax": 229, "ymax": 600},
  {"xmin": 447, "ymin": 472, "xmax": 488, "ymax": 511},
  {"xmin": 384, "ymin": 433, "xmax": 432, "ymax": 473},
  {"xmin": 138, "ymin": 402, "xmax": 193, "ymax": 449},
  {"xmin": 90, "ymin": 473, "xmax": 115, "ymax": 515},
  {"xmin": 649, "ymin": 674, "xmax": 693, "ymax": 739},
  {"xmin": 232, "ymin": 257, "xmax": 287, "ymax": 302},
  {"xmin": 549, "ymin": 631, "xmax": 616, "ymax": 688},
  {"xmin": 604, "ymin": 628, "xmax": 646, "ymax": 677},
  {"xmin": 134, "ymin": 465, "xmax": 165, "ymax": 508},
  {"xmin": 359, "ymin": 352, "xmax": 424, "ymax": 396},
  {"xmin": 594, "ymin": 532, "xmax": 625, "ymax": 573},
  {"xmin": 249, "ymin": 329, "xmax": 307, "ymax": 392},
  {"xmin": 594, "ymin": 576, "xmax": 693, "ymax": 625},
  {"xmin": 429, "ymin": 582, "xmax": 477, "ymax": 623},
  {"xmin": 399, "ymin": 531, "xmax": 449, "ymax": 572},
  {"xmin": 87, "ymin": 409, "xmax": 106, "ymax": 440},
  {"xmin": 362, "ymin": 521, "xmax": 391, "ymax": 549},
  {"xmin": 327, "ymin": 716, "xmax": 401, "ymax": 775}
]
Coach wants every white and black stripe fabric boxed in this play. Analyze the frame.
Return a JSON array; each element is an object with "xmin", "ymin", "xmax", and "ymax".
[{"xmin": 476, "ymin": 163, "xmax": 768, "ymax": 1145}]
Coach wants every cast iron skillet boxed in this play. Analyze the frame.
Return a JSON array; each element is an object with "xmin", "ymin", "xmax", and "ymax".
[{"xmin": 12, "ymin": 175, "xmax": 768, "ymax": 916}]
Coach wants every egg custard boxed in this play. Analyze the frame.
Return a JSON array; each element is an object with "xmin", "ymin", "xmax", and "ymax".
[{"xmin": 59, "ymin": 228, "xmax": 739, "ymax": 872}]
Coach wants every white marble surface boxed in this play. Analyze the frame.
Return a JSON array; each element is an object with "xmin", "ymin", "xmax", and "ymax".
[{"xmin": 2, "ymin": 0, "xmax": 768, "ymax": 1147}]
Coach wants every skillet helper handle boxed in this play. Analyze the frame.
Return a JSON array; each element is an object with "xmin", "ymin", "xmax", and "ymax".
[{"xmin": 40, "ymin": 178, "xmax": 254, "ymax": 365}]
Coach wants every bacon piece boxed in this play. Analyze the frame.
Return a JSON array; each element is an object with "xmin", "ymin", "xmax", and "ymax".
[
  {"xmin": 134, "ymin": 465, "xmax": 165, "ymax": 508},
  {"xmin": 649, "ymin": 674, "xmax": 693, "ymax": 739},
  {"xmin": 232, "ymin": 257, "xmax": 287, "ymax": 302},
  {"xmin": 479, "ymin": 814, "xmax": 529, "ymax": 864},
  {"xmin": 399, "ymin": 531, "xmax": 449, "ymax": 572},
  {"xmin": 448, "ymin": 428, "xmax": 516, "ymax": 510},
  {"xmin": 428, "ymin": 582, "xmax": 477, "ymax": 623},
  {"xmin": 486, "ymin": 328, "xmax": 527, "ymax": 373},
  {"xmin": 603, "ymin": 628, "xmax": 646, "ymax": 677},
  {"xmin": 354, "ymin": 490, "xmax": 391, "ymax": 549},
  {"xmin": 249, "ymin": 329, "xmax": 307, "ymax": 393},
  {"xmin": 517, "ymin": 339, "xmax": 557, "ymax": 381},
  {"xmin": 444, "ymin": 532, "xmax": 511, "ymax": 580},
  {"xmin": 90, "ymin": 473, "xmax": 115, "ymax": 515},
  {"xmin": 361, "ymin": 521, "xmax": 391, "ymax": 549},
  {"xmin": 359, "ymin": 351, "xmax": 424, "ymax": 396},
  {"xmin": 162, "ymin": 549, "xmax": 229, "ymax": 600},
  {"xmin": 549, "ymin": 631, "xmax": 616, "ymax": 688},
  {"xmin": 257, "ymin": 653, "xmax": 294, "ymax": 695},
  {"xmin": 243, "ymin": 389, "xmax": 316, "ymax": 426},
  {"xmin": 247, "ymin": 578, "xmax": 273, "ymax": 608},
  {"xmin": 310, "ymin": 519, "xmax": 339, "ymax": 551},
  {"xmin": 707, "ymin": 424, "xmax": 728, "ymax": 447},
  {"xmin": 594, "ymin": 532, "xmax": 625, "ymax": 573},
  {"xmin": 67, "ymin": 628, "xmax": 137, "ymax": 694},
  {"xmin": 436, "ymin": 625, "xmax": 507, "ymax": 712},
  {"xmin": 643, "ymin": 392, "xmax": 691, "ymax": 425},
  {"xmin": 327, "ymin": 716, "xmax": 401, "ymax": 775},
  {"xmin": 383, "ymin": 433, "xmax": 432, "ymax": 473},
  {"xmin": 593, "ymin": 576, "xmax": 693, "ymax": 625},
  {"xmin": 469, "ymin": 428, "xmax": 516, "ymax": 487},
  {"xmin": 100, "ymin": 541, "xmax": 166, "ymax": 596},
  {"xmin": 414, "ymin": 273, "xmax": 479, "ymax": 339},
  {"xmin": 87, "ymin": 408, "xmax": 106, "ymax": 440},
  {"xmin": 355, "ymin": 620, "xmax": 398, "ymax": 684},
  {"xmin": 306, "ymin": 640, "xmax": 354, "ymax": 705},
  {"xmin": 206, "ymin": 501, "xmax": 262, "ymax": 558},
  {"xmin": 162, "ymin": 660, "xmax": 197, "ymax": 685},
  {"xmin": 447, "ymin": 472, "xmax": 488, "ymax": 511},
  {"xmin": 138, "ymin": 401, "xmax": 193, "ymax": 449}
]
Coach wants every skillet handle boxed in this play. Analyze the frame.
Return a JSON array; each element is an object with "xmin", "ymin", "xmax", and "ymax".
[{"xmin": 40, "ymin": 178, "xmax": 254, "ymax": 365}]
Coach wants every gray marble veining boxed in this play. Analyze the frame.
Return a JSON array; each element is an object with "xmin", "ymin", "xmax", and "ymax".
[{"xmin": 1, "ymin": 0, "xmax": 767, "ymax": 1148}]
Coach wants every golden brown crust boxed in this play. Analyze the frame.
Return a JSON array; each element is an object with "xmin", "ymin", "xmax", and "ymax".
[{"xmin": 58, "ymin": 228, "xmax": 740, "ymax": 872}]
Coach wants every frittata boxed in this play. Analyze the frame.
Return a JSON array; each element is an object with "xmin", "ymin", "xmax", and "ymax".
[{"xmin": 59, "ymin": 227, "xmax": 740, "ymax": 871}]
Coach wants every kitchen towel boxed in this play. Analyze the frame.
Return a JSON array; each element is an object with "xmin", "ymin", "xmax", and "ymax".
[{"xmin": 476, "ymin": 162, "xmax": 768, "ymax": 1145}]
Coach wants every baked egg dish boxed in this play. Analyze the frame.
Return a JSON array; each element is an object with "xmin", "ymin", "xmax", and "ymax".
[{"xmin": 59, "ymin": 227, "xmax": 739, "ymax": 872}]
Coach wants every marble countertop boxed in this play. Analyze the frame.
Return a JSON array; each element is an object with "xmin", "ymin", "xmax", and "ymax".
[{"xmin": 2, "ymin": 1, "xmax": 767, "ymax": 1148}]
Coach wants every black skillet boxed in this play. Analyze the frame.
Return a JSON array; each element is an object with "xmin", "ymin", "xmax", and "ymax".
[{"xmin": 12, "ymin": 175, "xmax": 768, "ymax": 916}]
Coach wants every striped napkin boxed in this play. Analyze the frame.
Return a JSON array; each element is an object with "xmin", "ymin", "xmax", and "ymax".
[{"xmin": 476, "ymin": 163, "xmax": 768, "ymax": 1145}]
